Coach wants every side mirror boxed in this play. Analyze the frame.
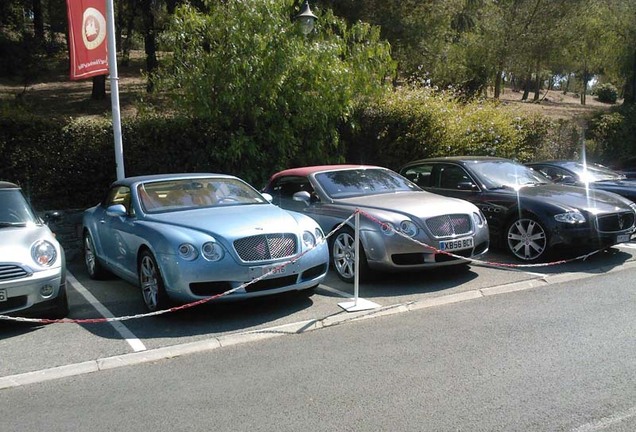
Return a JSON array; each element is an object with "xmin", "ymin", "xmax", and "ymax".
[
  {"xmin": 456, "ymin": 181, "xmax": 478, "ymax": 191},
  {"xmin": 559, "ymin": 175, "xmax": 576, "ymax": 185},
  {"xmin": 106, "ymin": 204, "xmax": 127, "ymax": 217},
  {"xmin": 293, "ymin": 190, "xmax": 312, "ymax": 205},
  {"xmin": 43, "ymin": 211, "xmax": 62, "ymax": 223},
  {"xmin": 261, "ymin": 192, "xmax": 273, "ymax": 203}
]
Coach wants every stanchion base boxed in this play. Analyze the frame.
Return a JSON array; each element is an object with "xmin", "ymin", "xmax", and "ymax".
[{"xmin": 338, "ymin": 298, "xmax": 380, "ymax": 312}]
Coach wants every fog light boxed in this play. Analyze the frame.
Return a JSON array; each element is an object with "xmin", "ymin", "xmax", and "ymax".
[{"xmin": 40, "ymin": 284, "xmax": 54, "ymax": 298}]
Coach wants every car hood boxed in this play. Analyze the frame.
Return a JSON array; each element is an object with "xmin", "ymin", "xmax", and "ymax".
[
  {"xmin": 143, "ymin": 204, "xmax": 309, "ymax": 238},
  {"xmin": 0, "ymin": 224, "xmax": 61, "ymax": 268},
  {"xmin": 591, "ymin": 179, "xmax": 636, "ymax": 194},
  {"xmin": 519, "ymin": 184, "xmax": 633, "ymax": 213},
  {"xmin": 334, "ymin": 191, "xmax": 478, "ymax": 217}
]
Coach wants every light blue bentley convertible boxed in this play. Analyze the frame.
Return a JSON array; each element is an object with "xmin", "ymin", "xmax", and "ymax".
[{"xmin": 82, "ymin": 174, "xmax": 329, "ymax": 311}]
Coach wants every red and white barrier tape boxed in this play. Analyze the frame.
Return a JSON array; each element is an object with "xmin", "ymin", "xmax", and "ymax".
[
  {"xmin": 1, "ymin": 208, "xmax": 622, "ymax": 324},
  {"xmin": 356, "ymin": 209, "xmax": 605, "ymax": 268},
  {"xmin": 0, "ymin": 213, "xmax": 356, "ymax": 324}
]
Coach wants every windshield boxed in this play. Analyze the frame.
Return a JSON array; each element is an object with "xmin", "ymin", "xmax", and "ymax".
[
  {"xmin": 0, "ymin": 189, "xmax": 39, "ymax": 227},
  {"xmin": 470, "ymin": 161, "xmax": 551, "ymax": 190},
  {"xmin": 138, "ymin": 177, "xmax": 269, "ymax": 213},
  {"xmin": 314, "ymin": 168, "xmax": 419, "ymax": 199},
  {"xmin": 561, "ymin": 162, "xmax": 624, "ymax": 182}
]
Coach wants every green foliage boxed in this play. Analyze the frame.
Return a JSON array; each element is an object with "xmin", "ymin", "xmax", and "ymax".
[
  {"xmin": 594, "ymin": 83, "xmax": 618, "ymax": 104},
  {"xmin": 345, "ymin": 86, "xmax": 561, "ymax": 169},
  {"xmin": 587, "ymin": 104, "xmax": 636, "ymax": 164},
  {"xmin": 154, "ymin": 0, "xmax": 395, "ymax": 173}
]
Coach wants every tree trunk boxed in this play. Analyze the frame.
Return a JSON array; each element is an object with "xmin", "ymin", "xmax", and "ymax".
[
  {"xmin": 494, "ymin": 69, "xmax": 503, "ymax": 99},
  {"xmin": 563, "ymin": 73, "xmax": 570, "ymax": 94},
  {"xmin": 141, "ymin": 0, "xmax": 158, "ymax": 92},
  {"xmin": 580, "ymin": 69, "xmax": 590, "ymax": 105},
  {"xmin": 120, "ymin": 1, "xmax": 138, "ymax": 67},
  {"xmin": 32, "ymin": 0, "xmax": 45, "ymax": 45},
  {"xmin": 625, "ymin": 48, "xmax": 636, "ymax": 105},
  {"xmin": 91, "ymin": 75, "xmax": 107, "ymax": 100},
  {"xmin": 533, "ymin": 61, "xmax": 541, "ymax": 102},
  {"xmin": 521, "ymin": 75, "xmax": 531, "ymax": 100}
]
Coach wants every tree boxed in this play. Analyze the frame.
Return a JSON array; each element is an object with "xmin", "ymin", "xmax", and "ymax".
[{"xmin": 155, "ymin": 0, "xmax": 395, "ymax": 169}]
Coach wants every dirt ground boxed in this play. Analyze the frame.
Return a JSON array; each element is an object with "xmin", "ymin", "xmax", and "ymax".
[
  {"xmin": 0, "ymin": 52, "xmax": 618, "ymax": 122},
  {"xmin": 494, "ymin": 87, "xmax": 617, "ymax": 122}
]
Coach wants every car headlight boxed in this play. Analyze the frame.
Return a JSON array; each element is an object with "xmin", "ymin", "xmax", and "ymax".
[
  {"xmin": 302, "ymin": 231, "xmax": 316, "ymax": 248},
  {"xmin": 472, "ymin": 211, "xmax": 486, "ymax": 228},
  {"xmin": 380, "ymin": 222, "xmax": 396, "ymax": 236},
  {"xmin": 31, "ymin": 240, "xmax": 57, "ymax": 267},
  {"xmin": 178, "ymin": 243, "xmax": 198, "ymax": 261},
  {"xmin": 202, "ymin": 241, "xmax": 224, "ymax": 261},
  {"xmin": 399, "ymin": 220, "xmax": 418, "ymax": 237},
  {"xmin": 315, "ymin": 228, "xmax": 324, "ymax": 242},
  {"xmin": 630, "ymin": 202, "xmax": 636, "ymax": 213},
  {"xmin": 554, "ymin": 210, "xmax": 586, "ymax": 224}
]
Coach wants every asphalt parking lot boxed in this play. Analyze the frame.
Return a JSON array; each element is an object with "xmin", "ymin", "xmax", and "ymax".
[{"xmin": 2, "ymin": 241, "xmax": 636, "ymax": 388}]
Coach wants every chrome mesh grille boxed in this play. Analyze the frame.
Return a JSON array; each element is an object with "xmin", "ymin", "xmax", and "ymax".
[
  {"xmin": 233, "ymin": 234, "xmax": 297, "ymax": 262},
  {"xmin": 0, "ymin": 264, "xmax": 29, "ymax": 281},
  {"xmin": 596, "ymin": 212, "xmax": 635, "ymax": 233},
  {"xmin": 425, "ymin": 214, "xmax": 472, "ymax": 238}
]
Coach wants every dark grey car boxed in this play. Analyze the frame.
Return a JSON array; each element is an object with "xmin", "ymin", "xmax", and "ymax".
[{"xmin": 526, "ymin": 160, "xmax": 636, "ymax": 203}]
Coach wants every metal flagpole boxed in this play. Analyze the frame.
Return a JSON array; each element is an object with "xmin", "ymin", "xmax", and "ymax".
[{"xmin": 105, "ymin": 0, "xmax": 125, "ymax": 180}]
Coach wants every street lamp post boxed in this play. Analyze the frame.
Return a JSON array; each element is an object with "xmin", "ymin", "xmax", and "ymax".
[{"xmin": 295, "ymin": 1, "xmax": 318, "ymax": 35}]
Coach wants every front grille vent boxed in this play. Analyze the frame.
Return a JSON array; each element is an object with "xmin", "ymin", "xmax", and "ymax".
[
  {"xmin": 0, "ymin": 264, "xmax": 29, "ymax": 281},
  {"xmin": 425, "ymin": 214, "xmax": 472, "ymax": 238},
  {"xmin": 596, "ymin": 212, "xmax": 635, "ymax": 233},
  {"xmin": 234, "ymin": 234, "xmax": 297, "ymax": 262}
]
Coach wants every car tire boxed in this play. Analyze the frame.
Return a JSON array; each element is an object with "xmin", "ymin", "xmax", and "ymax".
[
  {"xmin": 84, "ymin": 231, "xmax": 108, "ymax": 280},
  {"xmin": 330, "ymin": 226, "xmax": 369, "ymax": 283},
  {"xmin": 506, "ymin": 216, "xmax": 549, "ymax": 262},
  {"xmin": 139, "ymin": 250, "xmax": 170, "ymax": 312}
]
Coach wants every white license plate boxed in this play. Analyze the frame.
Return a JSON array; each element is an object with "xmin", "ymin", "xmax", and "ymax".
[
  {"xmin": 617, "ymin": 234, "xmax": 631, "ymax": 243},
  {"xmin": 0, "ymin": 289, "xmax": 6, "ymax": 302},
  {"xmin": 440, "ymin": 236, "xmax": 474, "ymax": 251},
  {"xmin": 249, "ymin": 262, "xmax": 296, "ymax": 279}
]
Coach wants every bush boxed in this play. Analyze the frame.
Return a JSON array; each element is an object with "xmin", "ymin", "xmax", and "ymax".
[
  {"xmin": 595, "ymin": 83, "xmax": 618, "ymax": 104},
  {"xmin": 587, "ymin": 104, "xmax": 636, "ymax": 165},
  {"xmin": 345, "ymin": 86, "xmax": 562, "ymax": 169}
]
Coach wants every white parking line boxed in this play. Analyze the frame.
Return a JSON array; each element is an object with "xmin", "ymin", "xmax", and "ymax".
[
  {"xmin": 318, "ymin": 285, "xmax": 354, "ymax": 298},
  {"xmin": 571, "ymin": 404, "xmax": 636, "ymax": 431},
  {"xmin": 66, "ymin": 272, "xmax": 146, "ymax": 352},
  {"xmin": 617, "ymin": 242, "xmax": 636, "ymax": 249}
]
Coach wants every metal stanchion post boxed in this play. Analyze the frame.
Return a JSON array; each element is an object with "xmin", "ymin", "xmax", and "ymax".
[{"xmin": 339, "ymin": 210, "xmax": 380, "ymax": 312}]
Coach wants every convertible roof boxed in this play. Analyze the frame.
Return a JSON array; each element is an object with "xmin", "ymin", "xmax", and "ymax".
[
  {"xmin": 0, "ymin": 181, "xmax": 19, "ymax": 189},
  {"xmin": 269, "ymin": 164, "xmax": 381, "ymax": 180}
]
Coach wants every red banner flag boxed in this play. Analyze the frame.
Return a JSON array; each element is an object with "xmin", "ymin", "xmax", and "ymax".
[{"xmin": 66, "ymin": 0, "xmax": 109, "ymax": 80}]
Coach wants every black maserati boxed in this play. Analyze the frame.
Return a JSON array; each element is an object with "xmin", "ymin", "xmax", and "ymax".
[{"xmin": 399, "ymin": 156, "xmax": 636, "ymax": 262}]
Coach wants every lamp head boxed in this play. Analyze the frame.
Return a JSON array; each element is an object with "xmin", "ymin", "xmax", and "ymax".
[{"xmin": 296, "ymin": 1, "xmax": 317, "ymax": 35}]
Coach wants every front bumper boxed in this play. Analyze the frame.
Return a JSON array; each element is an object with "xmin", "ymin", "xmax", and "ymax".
[
  {"xmin": 360, "ymin": 227, "xmax": 490, "ymax": 272},
  {"xmin": 156, "ymin": 241, "xmax": 330, "ymax": 303},
  {"xmin": 550, "ymin": 224, "xmax": 635, "ymax": 250},
  {"xmin": 0, "ymin": 266, "xmax": 65, "ymax": 316}
]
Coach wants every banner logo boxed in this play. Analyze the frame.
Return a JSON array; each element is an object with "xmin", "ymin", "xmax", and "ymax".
[{"xmin": 82, "ymin": 8, "xmax": 107, "ymax": 50}]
